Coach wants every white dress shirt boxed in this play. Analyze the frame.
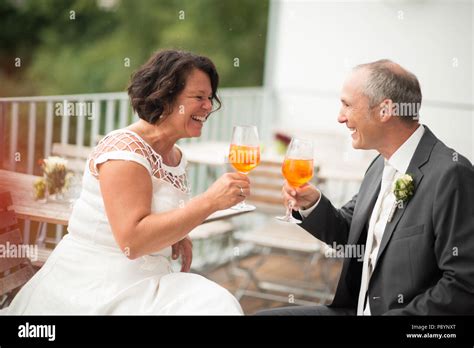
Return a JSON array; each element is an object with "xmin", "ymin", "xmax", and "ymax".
[{"xmin": 299, "ymin": 125, "xmax": 425, "ymax": 315}]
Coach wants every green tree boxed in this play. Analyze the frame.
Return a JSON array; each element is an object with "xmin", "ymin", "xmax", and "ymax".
[{"xmin": 0, "ymin": 0, "xmax": 269, "ymax": 96}]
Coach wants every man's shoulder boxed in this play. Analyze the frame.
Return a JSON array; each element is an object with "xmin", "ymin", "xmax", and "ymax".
[
  {"xmin": 425, "ymin": 140, "xmax": 473, "ymax": 187},
  {"xmin": 429, "ymin": 139, "xmax": 472, "ymax": 171}
]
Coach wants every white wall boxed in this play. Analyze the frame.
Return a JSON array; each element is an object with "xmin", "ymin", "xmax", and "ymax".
[{"xmin": 265, "ymin": 0, "xmax": 473, "ymax": 161}]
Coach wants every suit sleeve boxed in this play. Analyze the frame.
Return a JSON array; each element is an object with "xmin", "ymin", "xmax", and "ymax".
[
  {"xmin": 294, "ymin": 154, "xmax": 380, "ymax": 246},
  {"xmin": 296, "ymin": 193, "xmax": 357, "ymax": 246},
  {"xmin": 384, "ymin": 163, "xmax": 474, "ymax": 315}
]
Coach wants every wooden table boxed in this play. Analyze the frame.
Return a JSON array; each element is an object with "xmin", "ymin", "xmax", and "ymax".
[
  {"xmin": 0, "ymin": 169, "xmax": 254, "ymax": 226},
  {"xmin": 0, "ymin": 169, "xmax": 71, "ymax": 226}
]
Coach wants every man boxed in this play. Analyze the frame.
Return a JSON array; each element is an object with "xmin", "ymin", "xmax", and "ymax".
[{"xmin": 258, "ymin": 59, "xmax": 474, "ymax": 315}]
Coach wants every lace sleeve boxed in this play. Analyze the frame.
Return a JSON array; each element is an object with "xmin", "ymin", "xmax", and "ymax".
[
  {"xmin": 88, "ymin": 131, "xmax": 155, "ymax": 178},
  {"xmin": 88, "ymin": 130, "xmax": 190, "ymax": 195}
]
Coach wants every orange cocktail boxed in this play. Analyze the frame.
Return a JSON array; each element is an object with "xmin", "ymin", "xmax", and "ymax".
[
  {"xmin": 276, "ymin": 137, "xmax": 314, "ymax": 223},
  {"xmin": 229, "ymin": 144, "xmax": 260, "ymax": 174},
  {"xmin": 282, "ymin": 158, "xmax": 314, "ymax": 187}
]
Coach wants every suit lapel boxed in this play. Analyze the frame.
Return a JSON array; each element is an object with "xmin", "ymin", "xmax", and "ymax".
[
  {"xmin": 348, "ymin": 157, "xmax": 383, "ymax": 245},
  {"xmin": 374, "ymin": 127, "xmax": 438, "ymax": 265}
]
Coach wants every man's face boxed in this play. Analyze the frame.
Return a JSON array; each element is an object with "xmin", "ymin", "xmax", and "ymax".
[{"xmin": 338, "ymin": 69, "xmax": 382, "ymax": 150}]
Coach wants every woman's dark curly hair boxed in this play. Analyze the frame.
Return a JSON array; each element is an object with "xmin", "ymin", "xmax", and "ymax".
[{"xmin": 127, "ymin": 50, "xmax": 221, "ymax": 124}]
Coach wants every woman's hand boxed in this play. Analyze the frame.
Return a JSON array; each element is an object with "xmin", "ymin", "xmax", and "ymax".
[
  {"xmin": 172, "ymin": 235, "xmax": 193, "ymax": 272},
  {"xmin": 282, "ymin": 181, "xmax": 320, "ymax": 210},
  {"xmin": 203, "ymin": 172, "xmax": 251, "ymax": 211}
]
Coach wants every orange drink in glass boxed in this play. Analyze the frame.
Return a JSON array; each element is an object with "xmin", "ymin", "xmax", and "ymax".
[
  {"xmin": 228, "ymin": 125, "xmax": 260, "ymax": 210},
  {"xmin": 276, "ymin": 138, "xmax": 314, "ymax": 223}
]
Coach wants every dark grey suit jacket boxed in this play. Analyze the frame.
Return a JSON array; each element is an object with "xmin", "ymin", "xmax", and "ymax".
[{"xmin": 296, "ymin": 126, "xmax": 474, "ymax": 315}]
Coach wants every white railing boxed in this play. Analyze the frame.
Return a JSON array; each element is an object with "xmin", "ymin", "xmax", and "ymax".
[
  {"xmin": 0, "ymin": 87, "xmax": 273, "ymax": 175},
  {"xmin": 0, "ymin": 87, "xmax": 274, "ymax": 245}
]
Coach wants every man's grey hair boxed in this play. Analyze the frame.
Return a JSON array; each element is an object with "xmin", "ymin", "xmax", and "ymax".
[{"xmin": 354, "ymin": 59, "xmax": 422, "ymax": 122}]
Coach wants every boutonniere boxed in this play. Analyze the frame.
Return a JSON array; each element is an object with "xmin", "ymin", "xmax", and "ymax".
[{"xmin": 387, "ymin": 174, "xmax": 415, "ymax": 222}]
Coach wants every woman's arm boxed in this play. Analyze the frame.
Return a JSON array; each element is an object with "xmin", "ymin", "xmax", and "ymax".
[{"xmin": 98, "ymin": 159, "xmax": 249, "ymax": 260}]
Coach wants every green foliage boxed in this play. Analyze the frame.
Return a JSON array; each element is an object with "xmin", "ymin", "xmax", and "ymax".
[{"xmin": 0, "ymin": 0, "xmax": 269, "ymax": 96}]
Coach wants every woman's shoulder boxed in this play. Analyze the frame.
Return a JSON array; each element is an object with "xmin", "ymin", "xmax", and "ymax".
[
  {"xmin": 88, "ymin": 129, "xmax": 159, "ymax": 178},
  {"xmin": 92, "ymin": 129, "xmax": 152, "ymax": 157},
  {"xmin": 90, "ymin": 128, "xmax": 187, "ymax": 176}
]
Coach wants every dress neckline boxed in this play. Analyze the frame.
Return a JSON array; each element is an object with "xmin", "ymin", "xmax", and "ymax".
[{"xmin": 112, "ymin": 129, "xmax": 186, "ymax": 173}]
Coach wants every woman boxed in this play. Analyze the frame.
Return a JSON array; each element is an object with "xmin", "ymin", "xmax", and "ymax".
[{"xmin": 3, "ymin": 50, "xmax": 249, "ymax": 314}]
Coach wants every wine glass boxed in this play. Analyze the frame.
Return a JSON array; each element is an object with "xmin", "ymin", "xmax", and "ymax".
[
  {"xmin": 276, "ymin": 138, "xmax": 314, "ymax": 223},
  {"xmin": 228, "ymin": 125, "xmax": 260, "ymax": 210}
]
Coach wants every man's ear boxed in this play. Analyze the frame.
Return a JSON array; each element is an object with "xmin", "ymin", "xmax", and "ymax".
[{"xmin": 379, "ymin": 99, "xmax": 394, "ymax": 121}]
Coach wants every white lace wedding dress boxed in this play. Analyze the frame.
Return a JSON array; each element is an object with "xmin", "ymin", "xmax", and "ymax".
[{"xmin": 2, "ymin": 129, "xmax": 243, "ymax": 315}]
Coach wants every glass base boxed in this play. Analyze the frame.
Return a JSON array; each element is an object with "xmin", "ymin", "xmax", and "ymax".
[
  {"xmin": 275, "ymin": 214, "xmax": 302, "ymax": 224},
  {"xmin": 231, "ymin": 201, "xmax": 256, "ymax": 211}
]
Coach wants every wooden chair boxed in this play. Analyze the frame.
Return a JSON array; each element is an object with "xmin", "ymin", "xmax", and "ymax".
[
  {"xmin": 0, "ymin": 191, "xmax": 36, "ymax": 309},
  {"xmin": 51, "ymin": 142, "xmax": 92, "ymax": 174},
  {"xmin": 189, "ymin": 220, "xmax": 235, "ymax": 272},
  {"xmin": 229, "ymin": 161, "xmax": 336, "ymax": 306}
]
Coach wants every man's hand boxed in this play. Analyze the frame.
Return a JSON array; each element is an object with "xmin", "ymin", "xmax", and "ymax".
[
  {"xmin": 171, "ymin": 235, "xmax": 193, "ymax": 272},
  {"xmin": 282, "ymin": 181, "xmax": 320, "ymax": 210}
]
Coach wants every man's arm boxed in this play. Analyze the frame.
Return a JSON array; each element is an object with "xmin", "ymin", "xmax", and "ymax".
[
  {"xmin": 283, "ymin": 154, "xmax": 380, "ymax": 247},
  {"xmin": 282, "ymin": 180, "xmax": 356, "ymax": 245},
  {"xmin": 297, "ymin": 193, "xmax": 357, "ymax": 246},
  {"xmin": 384, "ymin": 164, "xmax": 474, "ymax": 315}
]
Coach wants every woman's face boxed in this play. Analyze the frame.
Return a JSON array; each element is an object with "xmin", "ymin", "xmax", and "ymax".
[{"xmin": 171, "ymin": 68, "xmax": 214, "ymax": 138}]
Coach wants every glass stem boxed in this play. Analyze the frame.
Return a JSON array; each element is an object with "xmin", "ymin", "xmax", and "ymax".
[
  {"xmin": 240, "ymin": 171, "xmax": 248, "ymax": 205},
  {"xmin": 286, "ymin": 200, "xmax": 294, "ymax": 219}
]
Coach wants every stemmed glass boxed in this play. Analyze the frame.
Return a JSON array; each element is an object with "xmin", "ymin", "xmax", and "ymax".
[
  {"xmin": 276, "ymin": 138, "xmax": 314, "ymax": 223},
  {"xmin": 228, "ymin": 125, "xmax": 260, "ymax": 211}
]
